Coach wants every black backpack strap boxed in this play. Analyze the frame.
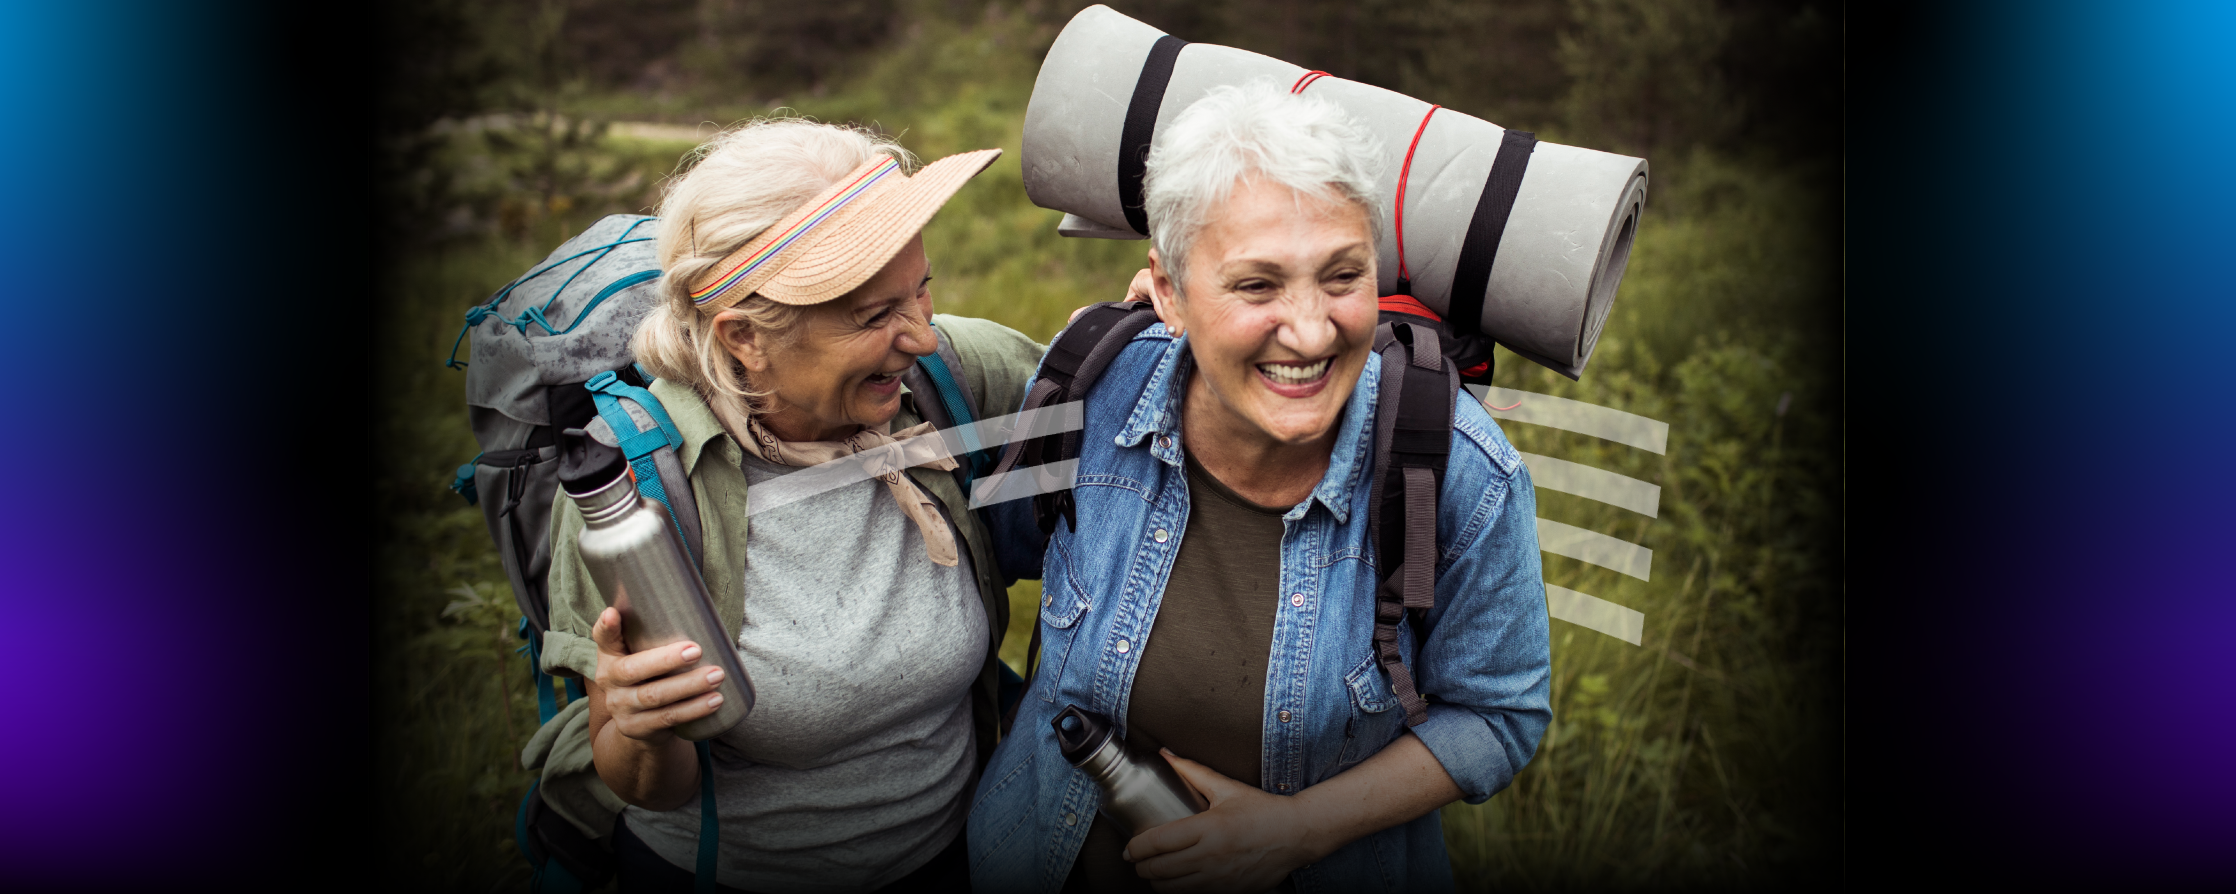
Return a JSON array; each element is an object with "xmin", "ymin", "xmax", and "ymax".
[
  {"xmin": 990, "ymin": 300, "xmax": 1160, "ymax": 736},
  {"xmin": 1368, "ymin": 320, "xmax": 1457, "ymax": 728},
  {"xmin": 984, "ymin": 300, "xmax": 1161, "ymax": 534}
]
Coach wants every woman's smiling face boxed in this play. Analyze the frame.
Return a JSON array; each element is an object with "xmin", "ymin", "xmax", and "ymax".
[
  {"xmin": 722, "ymin": 234, "xmax": 938, "ymax": 442},
  {"xmin": 1151, "ymin": 178, "xmax": 1379, "ymax": 450}
]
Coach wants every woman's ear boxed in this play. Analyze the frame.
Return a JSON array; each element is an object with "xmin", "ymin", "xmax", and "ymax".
[
  {"xmin": 1146, "ymin": 248, "xmax": 1185, "ymax": 339},
  {"xmin": 713, "ymin": 310, "xmax": 770, "ymax": 373}
]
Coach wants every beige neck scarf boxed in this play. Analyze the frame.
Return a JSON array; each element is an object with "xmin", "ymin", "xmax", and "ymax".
[{"xmin": 738, "ymin": 414, "xmax": 962, "ymax": 567}]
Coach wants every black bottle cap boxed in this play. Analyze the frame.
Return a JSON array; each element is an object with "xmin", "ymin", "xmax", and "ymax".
[
  {"xmin": 1053, "ymin": 705, "xmax": 1115, "ymax": 766},
  {"xmin": 558, "ymin": 427, "xmax": 630, "ymax": 496}
]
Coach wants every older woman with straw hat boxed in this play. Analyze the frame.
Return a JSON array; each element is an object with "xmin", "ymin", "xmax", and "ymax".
[{"xmin": 539, "ymin": 120, "xmax": 1045, "ymax": 894}]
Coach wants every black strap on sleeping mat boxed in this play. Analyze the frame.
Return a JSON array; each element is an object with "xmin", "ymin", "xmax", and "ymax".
[
  {"xmin": 1448, "ymin": 129, "xmax": 1537, "ymax": 338},
  {"xmin": 1119, "ymin": 35, "xmax": 1189, "ymax": 237}
]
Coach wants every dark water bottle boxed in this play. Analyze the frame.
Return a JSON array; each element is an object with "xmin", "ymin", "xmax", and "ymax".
[
  {"xmin": 560, "ymin": 427, "xmax": 753, "ymax": 740},
  {"xmin": 1054, "ymin": 705, "xmax": 1204, "ymax": 834}
]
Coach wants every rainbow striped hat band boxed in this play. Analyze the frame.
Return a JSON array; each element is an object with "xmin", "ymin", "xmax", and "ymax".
[{"xmin": 687, "ymin": 147, "xmax": 1003, "ymax": 311}]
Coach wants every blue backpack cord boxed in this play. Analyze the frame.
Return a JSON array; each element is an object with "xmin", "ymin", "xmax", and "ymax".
[
  {"xmin": 444, "ymin": 216, "xmax": 657, "ymax": 369},
  {"xmin": 450, "ymin": 453, "xmax": 483, "ymax": 506},
  {"xmin": 695, "ymin": 740, "xmax": 719, "ymax": 894},
  {"xmin": 516, "ymin": 777, "xmax": 545, "ymax": 866},
  {"xmin": 515, "ymin": 621, "xmax": 588, "ymax": 894}
]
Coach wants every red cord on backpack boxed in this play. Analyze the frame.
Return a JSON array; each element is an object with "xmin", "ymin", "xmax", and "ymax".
[{"xmin": 1394, "ymin": 105, "xmax": 1441, "ymax": 289}]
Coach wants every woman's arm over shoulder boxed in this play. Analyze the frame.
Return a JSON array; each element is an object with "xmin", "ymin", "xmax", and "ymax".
[
  {"xmin": 1411, "ymin": 408, "xmax": 1555, "ymax": 805},
  {"xmin": 932, "ymin": 313, "xmax": 1048, "ymax": 418}
]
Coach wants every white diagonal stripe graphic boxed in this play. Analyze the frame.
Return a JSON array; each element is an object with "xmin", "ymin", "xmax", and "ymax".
[
  {"xmin": 1468, "ymin": 385, "xmax": 1669, "ymax": 455},
  {"xmin": 969, "ymin": 459, "xmax": 1081, "ymax": 508},
  {"xmin": 1517, "ymin": 452, "xmax": 1661, "ymax": 517},
  {"xmin": 1545, "ymin": 584, "xmax": 1644, "ymax": 645},
  {"xmin": 744, "ymin": 401, "xmax": 1085, "ymax": 516},
  {"xmin": 1536, "ymin": 518, "xmax": 1652, "ymax": 581}
]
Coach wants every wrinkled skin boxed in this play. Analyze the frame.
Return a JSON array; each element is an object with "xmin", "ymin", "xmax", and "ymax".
[
  {"xmin": 1147, "ymin": 179, "xmax": 1380, "ymax": 507},
  {"xmin": 718, "ymin": 234, "xmax": 939, "ymax": 442},
  {"xmin": 1117, "ymin": 180, "xmax": 1463, "ymax": 892},
  {"xmin": 584, "ymin": 234, "xmax": 941, "ymax": 809}
]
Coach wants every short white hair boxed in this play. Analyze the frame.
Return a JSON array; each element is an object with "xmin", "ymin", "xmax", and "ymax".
[{"xmin": 1143, "ymin": 80, "xmax": 1385, "ymax": 293}]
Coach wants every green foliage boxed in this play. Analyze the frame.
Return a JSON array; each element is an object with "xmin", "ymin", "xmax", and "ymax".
[
  {"xmin": 373, "ymin": 240, "xmax": 552, "ymax": 891},
  {"xmin": 1559, "ymin": 0, "xmax": 1741, "ymax": 155},
  {"xmin": 374, "ymin": 2, "xmax": 1840, "ymax": 889}
]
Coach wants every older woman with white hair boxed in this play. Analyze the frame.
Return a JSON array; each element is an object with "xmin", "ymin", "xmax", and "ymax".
[
  {"xmin": 967, "ymin": 82, "xmax": 1553, "ymax": 893},
  {"xmin": 539, "ymin": 120, "xmax": 1046, "ymax": 893}
]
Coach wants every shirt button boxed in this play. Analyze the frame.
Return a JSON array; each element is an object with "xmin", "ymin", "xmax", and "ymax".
[
  {"xmin": 1065, "ymin": 812, "xmax": 1077, "ymax": 826},
  {"xmin": 1290, "ymin": 592, "xmax": 1305, "ymax": 607},
  {"xmin": 1278, "ymin": 709, "xmax": 1292, "ymax": 722},
  {"xmin": 1153, "ymin": 528, "xmax": 1169, "ymax": 543},
  {"xmin": 1157, "ymin": 436, "xmax": 1171, "ymax": 450},
  {"xmin": 1115, "ymin": 435, "xmax": 1126, "ymax": 446},
  {"xmin": 1116, "ymin": 638, "xmax": 1131, "ymax": 654},
  {"xmin": 1277, "ymin": 782, "xmax": 1290, "ymax": 791}
]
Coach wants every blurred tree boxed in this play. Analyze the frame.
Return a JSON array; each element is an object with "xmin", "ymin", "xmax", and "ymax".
[
  {"xmin": 560, "ymin": 0, "xmax": 698, "ymax": 93},
  {"xmin": 1721, "ymin": 0, "xmax": 1840, "ymax": 161},
  {"xmin": 1559, "ymin": 0, "xmax": 1742, "ymax": 155},
  {"xmin": 1082, "ymin": 0, "xmax": 1572, "ymax": 132},
  {"xmin": 678, "ymin": 0, "xmax": 900, "ymax": 99}
]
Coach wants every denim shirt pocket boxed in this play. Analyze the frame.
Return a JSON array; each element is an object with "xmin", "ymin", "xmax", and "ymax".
[
  {"xmin": 1036, "ymin": 535, "xmax": 1094, "ymax": 702},
  {"xmin": 1338, "ymin": 652, "xmax": 1405, "ymax": 768}
]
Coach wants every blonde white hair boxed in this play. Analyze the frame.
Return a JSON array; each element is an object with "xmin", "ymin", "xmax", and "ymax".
[
  {"xmin": 1143, "ymin": 80, "xmax": 1385, "ymax": 293},
  {"xmin": 631, "ymin": 119, "xmax": 917, "ymax": 438}
]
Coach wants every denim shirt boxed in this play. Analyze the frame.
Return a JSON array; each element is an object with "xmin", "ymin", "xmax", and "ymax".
[{"xmin": 967, "ymin": 325, "xmax": 1553, "ymax": 894}]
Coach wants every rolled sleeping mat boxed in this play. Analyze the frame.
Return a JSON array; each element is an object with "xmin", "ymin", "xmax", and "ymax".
[{"xmin": 1023, "ymin": 4, "xmax": 1647, "ymax": 379}]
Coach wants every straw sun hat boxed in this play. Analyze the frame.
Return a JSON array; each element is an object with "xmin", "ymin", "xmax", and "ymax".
[{"xmin": 688, "ymin": 147, "xmax": 1004, "ymax": 312}]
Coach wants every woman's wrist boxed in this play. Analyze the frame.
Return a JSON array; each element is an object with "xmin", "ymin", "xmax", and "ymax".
[
  {"xmin": 594, "ymin": 718, "xmax": 697, "ymax": 809},
  {"xmin": 1281, "ymin": 788, "xmax": 1349, "ymax": 867}
]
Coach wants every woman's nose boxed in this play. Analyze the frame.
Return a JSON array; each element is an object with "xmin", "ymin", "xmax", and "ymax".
[
  {"xmin": 1276, "ymin": 287, "xmax": 1338, "ymax": 355},
  {"xmin": 895, "ymin": 306, "xmax": 937, "ymax": 357}
]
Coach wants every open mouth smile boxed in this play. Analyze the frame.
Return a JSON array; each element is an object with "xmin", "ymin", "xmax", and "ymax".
[{"xmin": 1256, "ymin": 357, "xmax": 1332, "ymax": 386}]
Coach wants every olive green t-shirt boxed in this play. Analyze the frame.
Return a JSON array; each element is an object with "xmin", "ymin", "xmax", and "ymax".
[{"xmin": 1065, "ymin": 452, "xmax": 1287, "ymax": 894}]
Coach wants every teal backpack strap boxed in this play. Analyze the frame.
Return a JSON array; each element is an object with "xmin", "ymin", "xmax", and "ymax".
[
  {"xmin": 584, "ymin": 370, "xmax": 703, "ymax": 564},
  {"xmin": 515, "ymin": 618, "xmax": 590, "ymax": 894},
  {"xmin": 585, "ymin": 369, "xmax": 722, "ymax": 891},
  {"xmin": 914, "ymin": 346, "xmax": 995, "ymax": 485}
]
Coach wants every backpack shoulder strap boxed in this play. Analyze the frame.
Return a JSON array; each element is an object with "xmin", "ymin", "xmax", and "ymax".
[
  {"xmin": 989, "ymin": 300, "xmax": 1160, "ymax": 735},
  {"xmin": 908, "ymin": 324, "xmax": 995, "ymax": 486},
  {"xmin": 583, "ymin": 364, "xmax": 720, "ymax": 894},
  {"xmin": 983, "ymin": 300, "xmax": 1161, "ymax": 534},
  {"xmin": 583, "ymin": 366, "xmax": 704, "ymax": 566},
  {"xmin": 1368, "ymin": 318, "xmax": 1458, "ymax": 728}
]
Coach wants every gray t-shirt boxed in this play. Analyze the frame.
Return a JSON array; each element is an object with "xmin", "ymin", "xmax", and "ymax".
[{"xmin": 624, "ymin": 453, "xmax": 987, "ymax": 892}]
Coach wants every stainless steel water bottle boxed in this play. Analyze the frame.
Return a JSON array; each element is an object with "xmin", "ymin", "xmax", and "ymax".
[
  {"xmin": 561, "ymin": 427, "xmax": 753, "ymax": 741},
  {"xmin": 1054, "ymin": 705, "xmax": 1204, "ymax": 834}
]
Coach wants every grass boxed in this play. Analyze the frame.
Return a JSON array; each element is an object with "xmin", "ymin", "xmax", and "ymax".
[{"xmin": 373, "ymin": 8, "xmax": 1840, "ymax": 890}]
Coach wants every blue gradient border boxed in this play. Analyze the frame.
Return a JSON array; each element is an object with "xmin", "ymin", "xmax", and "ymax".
[
  {"xmin": 0, "ymin": 0, "xmax": 2230, "ymax": 886},
  {"xmin": 0, "ymin": 1, "xmax": 371, "ymax": 886},
  {"xmin": 1853, "ymin": 0, "xmax": 2236, "ymax": 883}
]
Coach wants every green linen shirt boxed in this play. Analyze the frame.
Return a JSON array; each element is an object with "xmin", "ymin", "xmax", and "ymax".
[{"xmin": 524, "ymin": 313, "xmax": 1045, "ymax": 839}]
